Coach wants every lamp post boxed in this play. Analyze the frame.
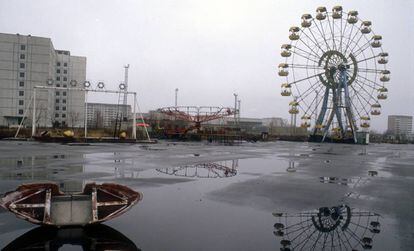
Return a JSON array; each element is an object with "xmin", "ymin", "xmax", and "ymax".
[{"xmin": 175, "ymin": 88, "xmax": 179, "ymax": 107}]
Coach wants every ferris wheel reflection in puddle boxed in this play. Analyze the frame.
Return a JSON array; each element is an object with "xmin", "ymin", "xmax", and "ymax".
[
  {"xmin": 156, "ymin": 160, "xmax": 238, "ymax": 178},
  {"xmin": 272, "ymin": 204, "xmax": 381, "ymax": 250}
]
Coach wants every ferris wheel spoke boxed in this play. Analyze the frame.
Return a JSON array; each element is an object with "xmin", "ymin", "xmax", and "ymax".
[
  {"xmin": 301, "ymin": 28, "xmax": 326, "ymax": 54},
  {"xmin": 308, "ymin": 27, "xmax": 327, "ymax": 53},
  {"xmin": 296, "ymin": 79, "xmax": 324, "ymax": 102},
  {"xmin": 326, "ymin": 14, "xmax": 337, "ymax": 50},
  {"xmin": 356, "ymin": 73, "xmax": 383, "ymax": 88},
  {"xmin": 350, "ymin": 86, "xmax": 371, "ymax": 115},
  {"xmin": 357, "ymin": 68, "xmax": 382, "ymax": 74},
  {"xmin": 292, "ymin": 46, "xmax": 321, "ymax": 63},
  {"xmin": 315, "ymin": 20, "xmax": 332, "ymax": 51},
  {"xmin": 303, "ymin": 85, "xmax": 326, "ymax": 115},
  {"xmin": 350, "ymin": 86, "xmax": 369, "ymax": 114},
  {"xmin": 288, "ymin": 64, "xmax": 324, "ymax": 70},
  {"xmin": 347, "ymin": 32, "xmax": 365, "ymax": 57},
  {"xmin": 291, "ymin": 73, "xmax": 323, "ymax": 85},
  {"xmin": 356, "ymin": 54, "xmax": 379, "ymax": 63},
  {"xmin": 343, "ymin": 26, "xmax": 361, "ymax": 56},
  {"xmin": 353, "ymin": 79, "xmax": 377, "ymax": 102},
  {"xmin": 352, "ymin": 39, "xmax": 375, "ymax": 58},
  {"xmin": 298, "ymin": 38, "xmax": 322, "ymax": 60},
  {"xmin": 339, "ymin": 17, "xmax": 348, "ymax": 53}
]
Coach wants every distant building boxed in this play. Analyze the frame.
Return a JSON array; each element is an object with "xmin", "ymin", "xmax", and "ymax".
[
  {"xmin": 387, "ymin": 115, "xmax": 413, "ymax": 136},
  {"xmin": 0, "ymin": 33, "xmax": 86, "ymax": 128},
  {"xmin": 86, "ymin": 102, "xmax": 131, "ymax": 128}
]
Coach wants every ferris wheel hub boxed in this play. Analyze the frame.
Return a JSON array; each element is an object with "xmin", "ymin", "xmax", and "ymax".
[{"xmin": 318, "ymin": 50, "xmax": 357, "ymax": 88}]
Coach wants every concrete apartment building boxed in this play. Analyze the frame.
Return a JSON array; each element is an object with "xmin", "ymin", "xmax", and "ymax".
[
  {"xmin": 387, "ymin": 115, "xmax": 413, "ymax": 136},
  {"xmin": 86, "ymin": 103, "xmax": 131, "ymax": 128},
  {"xmin": 0, "ymin": 33, "xmax": 86, "ymax": 128}
]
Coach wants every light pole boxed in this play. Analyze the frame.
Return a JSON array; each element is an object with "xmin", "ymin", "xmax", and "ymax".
[
  {"xmin": 175, "ymin": 88, "xmax": 179, "ymax": 107},
  {"xmin": 233, "ymin": 93, "xmax": 238, "ymax": 124}
]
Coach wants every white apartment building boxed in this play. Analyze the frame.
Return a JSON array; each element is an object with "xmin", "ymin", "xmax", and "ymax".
[
  {"xmin": 0, "ymin": 33, "xmax": 86, "ymax": 128},
  {"xmin": 387, "ymin": 115, "xmax": 413, "ymax": 136},
  {"xmin": 86, "ymin": 103, "xmax": 131, "ymax": 128}
]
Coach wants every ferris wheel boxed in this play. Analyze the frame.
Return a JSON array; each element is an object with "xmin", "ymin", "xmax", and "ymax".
[{"xmin": 279, "ymin": 6, "xmax": 390, "ymax": 142}]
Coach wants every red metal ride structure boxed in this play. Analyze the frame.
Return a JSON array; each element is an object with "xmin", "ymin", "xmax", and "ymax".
[{"xmin": 157, "ymin": 106, "xmax": 236, "ymax": 134}]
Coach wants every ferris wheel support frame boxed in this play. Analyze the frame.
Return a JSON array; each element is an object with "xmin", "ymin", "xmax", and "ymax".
[{"xmin": 320, "ymin": 68, "xmax": 357, "ymax": 143}]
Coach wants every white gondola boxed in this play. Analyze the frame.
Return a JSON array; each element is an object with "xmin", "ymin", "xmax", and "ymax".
[
  {"xmin": 289, "ymin": 100, "xmax": 299, "ymax": 114},
  {"xmin": 347, "ymin": 10, "xmax": 358, "ymax": 24},
  {"xmin": 371, "ymin": 103, "xmax": 381, "ymax": 115},
  {"xmin": 281, "ymin": 44, "xmax": 292, "ymax": 57},
  {"xmin": 300, "ymin": 115, "xmax": 311, "ymax": 128},
  {"xmin": 278, "ymin": 63, "xmax": 289, "ymax": 76},
  {"xmin": 316, "ymin": 6, "xmax": 327, "ymax": 20},
  {"xmin": 371, "ymin": 35, "xmax": 382, "ymax": 48},
  {"xmin": 301, "ymin": 14, "xmax": 312, "ymax": 28},
  {"xmin": 361, "ymin": 21, "xmax": 372, "ymax": 34},
  {"xmin": 332, "ymin": 6, "xmax": 343, "ymax": 19},
  {"xmin": 377, "ymin": 87, "xmax": 388, "ymax": 100},
  {"xmin": 378, "ymin": 52, "xmax": 388, "ymax": 64},
  {"xmin": 380, "ymin": 70, "xmax": 390, "ymax": 82},
  {"xmin": 289, "ymin": 26, "xmax": 300, "ymax": 40},
  {"xmin": 360, "ymin": 116, "xmax": 371, "ymax": 128},
  {"xmin": 281, "ymin": 83, "xmax": 292, "ymax": 96}
]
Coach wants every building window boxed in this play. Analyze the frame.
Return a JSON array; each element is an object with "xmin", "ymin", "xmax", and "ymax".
[
  {"xmin": 62, "ymin": 106, "xmax": 66, "ymax": 111},
  {"xmin": 63, "ymin": 84, "xmax": 67, "ymax": 87},
  {"xmin": 55, "ymin": 113, "xmax": 59, "ymax": 118},
  {"xmin": 63, "ymin": 77, "xmax": 67, "ymax": 82},
  {"xmin": 19, "ymin": 91, "xmax": 24, "ymax": 96},
  {"xmin": 20, "ymin": 45, "xmax": 26, "ymax": 50},
  {"xmin": 20, "ymin": 63, "xmax": 25, "ymax": 68},
  {"xmin": 18, "ymin": 109, "xmax": 24, "ymax": 115},
  {"xmin": 19, "ymin": 72, "xmax": 25, "ymax": 78},
  {"xmin": 63, "ymin": 62, "xmax": 68, "ymax": 67},
  {"xmin": 55, "ymin": 99, "xmax": 59, "ymax": 103},
  {"xmin": 55, "ymin": 106, "xmax": 59, "ymax": 110},
  {"xmin": 20, "ymin": 54, "xmax": 25, "ymax": 59},
  {"xmin": 57, "ymin": 62, "xmax": 61, "ymax": 67},
  {"xmin": 63, "ymin": 69, "xmax": 67, "ymax": 74},
  {"xmin": 56, "ymin": 91, "xmax": 60, "ymax": 96},
  {"xmin": 19, "ymin": 100, "xmax": 24, "ymax": 106},
  {"xmin": 19, "ymin": 81, "xmax": 24, "ymax": 87},
  {"xmin": 56, "ymin": 84, "xmax": 60, "ymax": 87},
  {"xmin": 62, "ymin": 99, "xmax": 66, "ymax": 104},
  {"xmin": 62, "ymin": 114, "xmax": 66, "ymax": 118},
  {"xmin": 57, "ymin": 69, "xmax": 60, "ymax": 74},
  {"xmin": 56, "ymin": 76, "xmax": 60, "ymax": 81},
  {"xmin": 63, "ymin": 91, "xmax": 67, "ymax": 96}
]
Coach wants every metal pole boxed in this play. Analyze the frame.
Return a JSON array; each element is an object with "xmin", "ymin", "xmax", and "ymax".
[
  {"xmin": 175, "ymin": 88, "xmax": 178, "ymax": 107},
  {"xmin": 238, "ymin": 100, "xmax": 241, "ymax": 119},
  {"xmin": 233, "ymin": 93, "xmax": 238, "ymax": 123},
  {"xmin": 132, "ymin": 93, "xmax": 137, "ymax": 140},
  {"xmin": 31, "ymin": 88, "xmax": 36, "ymax": 137},
  {"xmin": 84, "ymin": 90, "xmax": 88, "ymax": 139}
]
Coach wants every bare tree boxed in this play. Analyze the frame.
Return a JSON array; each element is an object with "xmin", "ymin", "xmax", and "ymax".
[{"xmin": 68, "ymin": 111, "xmax": 80, "ymax": 129}]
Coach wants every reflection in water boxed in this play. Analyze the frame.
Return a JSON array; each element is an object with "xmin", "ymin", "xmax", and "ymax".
[
  {"xmin": 3, "ymin": 224, "xmax": 140, "ymax": 251},
  {"xmin": 286, "ymin": 160, "xmax": 296, "ymax": 173},
  {"xmin": 319, "ymin": 176, "xmax": 369, "ymax": 188},
  {"xmin": 156, "ymin": 160, "xmax": 238, "ymax": 178},
  {"xmin": 272, "ymin": 204, "xmax": 381, "ymax": 250}
]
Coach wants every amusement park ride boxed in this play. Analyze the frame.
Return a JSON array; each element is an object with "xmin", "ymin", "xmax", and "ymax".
[
  {"xmin": 157, "ymin": 106, "xmax": 236, "ymax": 135},
  {"xmin": 279, "ymin": 6, "xmax": 390, "ymax": 143}
]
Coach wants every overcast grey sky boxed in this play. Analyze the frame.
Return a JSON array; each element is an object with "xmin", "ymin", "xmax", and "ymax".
[{"xmin": 0, "ymin": 0, "xmax": 413, "ymax": 131}]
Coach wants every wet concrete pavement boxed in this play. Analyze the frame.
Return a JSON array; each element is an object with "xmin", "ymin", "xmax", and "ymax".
[{"xmin": 0, "ymin": 141, "xmax": 413, "ymax": 250}]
